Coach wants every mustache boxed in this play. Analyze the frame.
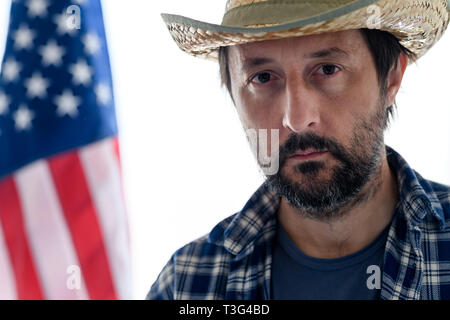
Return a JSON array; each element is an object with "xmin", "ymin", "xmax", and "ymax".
[{"xmin": 279, "ymin": 132, "xmax": 349, "ymax": 165}]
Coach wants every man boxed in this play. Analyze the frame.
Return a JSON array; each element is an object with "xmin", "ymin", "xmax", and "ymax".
[{"xmin": 148, "ymin": 0, "xmax": 450, "ymax": 299}]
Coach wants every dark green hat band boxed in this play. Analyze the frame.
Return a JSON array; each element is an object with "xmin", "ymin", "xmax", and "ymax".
[{"xmin": 223, "ymin": 0, "xmax": 381, "ymax": 27}]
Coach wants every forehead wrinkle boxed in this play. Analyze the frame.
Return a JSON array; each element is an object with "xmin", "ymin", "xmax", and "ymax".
[
  {"xmin": 305, "ymin": 47, "xmax": 351, "ymax": 59},
  {"xmin": 241, "ymin": 57, "xmax": 275, "ymax": 73},
  {"xmin": 229, "ymin": 30, "xmax": 365, "ymax": 77}
]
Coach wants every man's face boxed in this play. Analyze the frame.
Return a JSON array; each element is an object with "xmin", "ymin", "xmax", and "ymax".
[{"xmin": 228, "ymin": 30, "xmax": 390, "ymax": 219}]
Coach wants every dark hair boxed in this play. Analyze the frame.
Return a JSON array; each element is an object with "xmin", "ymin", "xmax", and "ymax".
[{"xmin": 218, "ymin": 29, "xmax": 417, "ymax": 123}]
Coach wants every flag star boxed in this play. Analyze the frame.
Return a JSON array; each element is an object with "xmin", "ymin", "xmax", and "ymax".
[
  {"xmin": 1, "ymin": 58, "xmax": 22, "ymax": 82},
  {"xmin": 14, "ymin": 105, "xmax": 34, "ymax": 131},
  {"xmin": 53, "ymin": 12, "xmax": 78, "ymax": 36},
  {"xmin": 69, "ymin": 59, "xmax": 92, "ymax": 86},
  {"xmin": 95, "ymin": 83, "xmax": 112, "ymax": 105},
  {"xmin": 0, "ymin": 92, "xmax": 10, "ymax": 115},
  {"xmin": 54, "ymin": 90, "xmax": 81, "ymax": 117},
  {"xmin": 12, "ymin": 24, "xmax": 36, "ymax": 50},
  {"xmin": 83, "ymin": 33, "xmax": 101, "ymax": 55},
  {"xmin": 27, "ymin": 0, "xmax": 49, "ymax": 18},
  {"xmin": 25, "ymin": 72, "xmax": 50, "ymax": 99},
  {"xmin": 39, "ymin": 40, "xmax": 65, "ymax": 67}
]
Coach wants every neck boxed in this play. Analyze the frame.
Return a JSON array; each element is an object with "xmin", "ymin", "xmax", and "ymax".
[{"xmin": 277, "ymin": 149, "xmax": 399, "ymax": 259}]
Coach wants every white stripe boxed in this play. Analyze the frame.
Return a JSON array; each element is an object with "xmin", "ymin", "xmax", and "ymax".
[
  {"xmin": 79, "ymin": 139, "xmax": 132, "ymax": 299},
  {"xmin": 0, "ymin": 219, "xmax": 17, "ymax": 299},
  {"xmin": 14, "ymin": 161, "xmax": 89, "ymax": 300}
]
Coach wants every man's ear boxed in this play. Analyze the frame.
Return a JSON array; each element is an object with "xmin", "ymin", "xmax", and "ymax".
[{"xmin": 386, "ymin": 52, "xmax": 408, "ymax": 107}]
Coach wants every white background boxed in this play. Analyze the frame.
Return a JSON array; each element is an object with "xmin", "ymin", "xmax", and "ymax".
[{"xmin": 0, "ymin": 1, "xmax": 449, "ymax": 299}]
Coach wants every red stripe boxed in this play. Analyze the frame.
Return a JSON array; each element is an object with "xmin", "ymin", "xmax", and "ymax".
[
  {"xmin": 111, "ymin": 138, "xmax": 126, "ymax": 203},
  {"xmin": 0, "ymin": 176, "xmax": 44, "ymax": 299},
  {"xmin": 110, "ymin": 138, "xmax": 131, "ymax": 252},
  {"xmin": 112, "ymin": 137, "xmax": 121, "ymax": 168},
  {"xmin": 48, "ymin": 151, "xmax": 118, "ymax": 300}
]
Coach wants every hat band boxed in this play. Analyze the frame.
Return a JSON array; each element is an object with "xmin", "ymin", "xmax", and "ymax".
[{"xmin": 221, "ymin": 0, "xmax": 379, "ymax": 27}]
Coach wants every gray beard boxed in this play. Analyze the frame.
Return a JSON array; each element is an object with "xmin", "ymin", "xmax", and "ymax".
[{"xmin": 264, "ymin": 105, "xmax": 387, "ymax": 222}]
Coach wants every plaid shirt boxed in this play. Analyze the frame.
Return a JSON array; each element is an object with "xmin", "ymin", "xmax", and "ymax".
[{"xmin": 147, "ymin": 147, "xmax": 450, "ymax": 300}]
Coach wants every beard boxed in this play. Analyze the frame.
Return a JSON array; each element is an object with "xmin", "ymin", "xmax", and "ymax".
[{"xmin": 264, "ymin": 99, "xmax": 388, "ymax": 221}]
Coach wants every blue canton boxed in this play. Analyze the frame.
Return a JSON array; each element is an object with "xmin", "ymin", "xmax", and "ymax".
[
  {"xmin": 147, "ymin": 147, "xmax": 450, "ymax": 300},
  {"xmin": 0, "ymin": 0, "xmax": 117, "ymax": 179}
]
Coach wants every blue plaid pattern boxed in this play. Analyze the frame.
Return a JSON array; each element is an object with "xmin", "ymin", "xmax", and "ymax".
[{"xmin": 147, "ymin": 147, "xmax": 450, "ymax": 300}]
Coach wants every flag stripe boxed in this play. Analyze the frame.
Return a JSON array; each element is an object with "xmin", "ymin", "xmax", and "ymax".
[
  {"xmin": 0, "ymin": 218, "xmax": 18, "ymax": 299},
  {"xmin": 111, "ymin": 138, "xmax": 127, "ymax": 226},
  {"xmin": 112, "ymin": 138, "xmax": 121, "ymax": 168},
  {"xmin": 79, "ymin": 138, "xmax": 132, "ymax": 299},
  {"xmin": 48, "ymin": 150, "xmax": 118, "ymax": 300},
  {"xmin": 14, "ymin": 161, "xmax": 88, "ymax": 300},
  {"xmin": 111, "ymin": 138, "xmax": 132, "ymax": 254},
  {"xmin": 0, "ymin": 176, "xmax": 44, "ymax": 299}
]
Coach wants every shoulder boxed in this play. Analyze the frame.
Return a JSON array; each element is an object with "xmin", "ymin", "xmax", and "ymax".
[
  {"xmin": 146, "ymin": 182, "xmax": 279, "ymax": 299},
  {"xmin": 426, "ymin": 179, "xmax": 450, "ymax": 220},
  {"xmin": 428, "ymin": 180, "xmax": 450, "ymax": 203},
  {"xmin": 413, "ymin": 179, "xmax": 450, "ymax": 298},
  {"xmin": 146, "ymin": 213, "xmax": 238, "ymax": 300},
  {"xmin": 412, "ymin": 173, "xmax": 450, "ymax": 231}
]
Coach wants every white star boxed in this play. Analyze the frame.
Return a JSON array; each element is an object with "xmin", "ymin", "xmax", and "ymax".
[
  {"xmin": 69, "ymin": 59, "xmax": 92, "ymax": 86},
  {"xmin": 12, "ymin": 24, "xmax": 35, "ymax": 50},
  {"xmin": 0, "ymin": 92, "xmax": 10, "ymax": 115},
  {"xmin": 54, "ymin": 90, "xmax": 81, "ymax": 117},
  {"xmin": 95, "ymin": 83, "xmax": 112, "ymax": 105},
  {"xmin": 1, "ymin": 58, "xmax": 21, "ymax": 82},
  {"xmin": 39, "ymin": 40, "xmax": 65, "ymax": 67},
  {"xmin": 14, "ymin": 105, "xmax": 34, "ymax": 131},
  {"xmin": 27, "ymin": 0, "xmax": 49, "ymax": 18},
  {"xmin": 83, "ymin": 33, "xmax": 101, "ymax": 55},
  {"xmin": 25, "ymin": 73, "xmax": 50, "ymax": 99},
  {"xmin": 53, "ymin": 12, "xmax": 77, "ymax": 36}
]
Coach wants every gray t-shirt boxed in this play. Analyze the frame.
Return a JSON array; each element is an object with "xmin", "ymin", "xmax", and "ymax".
[{"xmin": 271, "ymin": 222, "xmax": 389, "ymax": 299}]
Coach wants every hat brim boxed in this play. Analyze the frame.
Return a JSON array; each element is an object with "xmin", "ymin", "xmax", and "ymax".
[{"xmin": 162, "ymin": 0, "xmax": 450, "ymax": 61}]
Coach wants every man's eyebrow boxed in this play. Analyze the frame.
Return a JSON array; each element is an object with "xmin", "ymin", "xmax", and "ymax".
[
  {"xmin": 240, "ymin": 47, "xmax": 350, "ymax": 72},
  {"xmin": 241, "ymin": 57, "xmax": 275, "ymax": 72},
  {"xmin": 305, "ymin": 47, "xmax": 350, "ymax": 59}
]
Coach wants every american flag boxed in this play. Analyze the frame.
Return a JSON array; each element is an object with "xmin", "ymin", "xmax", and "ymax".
[{"xmin": 0, "ymin": 0, "xmax": 132, "ymax": 299}]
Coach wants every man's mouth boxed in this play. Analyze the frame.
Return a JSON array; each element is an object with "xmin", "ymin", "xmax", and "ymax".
[{"xmin": 288, "ymin": 149, "xmax": 328, "ymax": 161}]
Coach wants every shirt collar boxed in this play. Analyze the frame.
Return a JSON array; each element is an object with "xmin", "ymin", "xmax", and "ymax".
[
  {"xmin": 209, "ymin": 181, "xmax": 280, "ymax": 257},
  {"xmin": 386, "ymin": 146, "xmax": 446, "ymax": 231}
]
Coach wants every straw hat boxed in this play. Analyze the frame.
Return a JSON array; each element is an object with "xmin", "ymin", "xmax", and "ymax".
[{"xmin": 161, "ymin": 0, "xmax": 450, "ymax": 61}]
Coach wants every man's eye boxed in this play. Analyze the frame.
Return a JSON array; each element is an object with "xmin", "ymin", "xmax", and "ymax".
[
  {"xmin": 317, "ymin": 64, "xmax": 340, "ymax": 76},
  {"xmin": 251, "ymin": 72, "xmax": 273, "ymax": 84}
]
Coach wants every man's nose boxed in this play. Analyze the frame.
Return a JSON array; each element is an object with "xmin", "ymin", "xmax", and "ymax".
[{"xmin": 282, "ymin": 75, "xmax": 320, "ymax": 133}]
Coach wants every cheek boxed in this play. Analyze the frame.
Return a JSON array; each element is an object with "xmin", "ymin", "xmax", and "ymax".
[
  {"xmin": 235, "ymin": 87, "xmax": 279, "ymax": 130},
  {"xmin": 328, "ymin": 71, "xmax": 380, "ymax": 120},
  {"xmin": 314, "ymin": 76, "xmax": 381, "ymax": 149},
  {"xmin": 234, "ymin": 91, "xmax": 254, "ymax": 129}
]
